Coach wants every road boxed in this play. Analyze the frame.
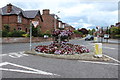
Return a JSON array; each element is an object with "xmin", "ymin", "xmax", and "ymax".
[{"xmin": 0, "ymin": 38, "xmax": 119, "ymax": 78}]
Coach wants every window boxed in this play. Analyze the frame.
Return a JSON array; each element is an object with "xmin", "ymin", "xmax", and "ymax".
[
  {"xmin": 17, "ymin": 15, "xmax": 22, "ymax": 23},
  {"xmin": 18, "ymin": 27, "xmax": 22, "ymax": 31}
]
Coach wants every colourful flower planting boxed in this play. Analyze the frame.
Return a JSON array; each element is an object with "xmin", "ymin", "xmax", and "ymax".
[
  {"xmin": 35, "ymin": 41, "xmax": 90, "ymax": 54},
  {"xmin": 35, "ymin": 29, "xmax": 89, "ymax": 55}
]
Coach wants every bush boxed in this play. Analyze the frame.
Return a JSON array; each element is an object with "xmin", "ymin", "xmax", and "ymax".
[
  {"xmin": 114, "ymin": 34, "xmax": 120, "ymax": 38},
  {"xmin": 2, "ymin": 30, "xmax": 8, "ymax": 37},
  {"xmin": 8, "ymin": 31, "xmax": 26, "ymax": 37}
]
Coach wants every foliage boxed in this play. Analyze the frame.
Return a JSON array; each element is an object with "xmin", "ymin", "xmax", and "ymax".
[
  {"xmin": 114, "ymin": 34, "xmax": 120, "ymax": 38},
  {"xmin": 8, "ymin": 31, "xmax": 26, "ymax": 37},
  {"xmin": 2, "ymin": 30, "xmax": 26, "ymax": 37},
  {"xmin": 73, "ymin": 30, "xmax": 83, "ymax": 35},
  {"xmin": 44, "ymin": 30, "xmax": 51, "ymax": 37},
  {"xmin": 78, "ymin": 28, "xmax": 88, "ymax": 34},
  {"xmin": 4, "ymin": 24, "xmax": 10, "ymax": 32},
  {"xmin": 2, "ymin": 30, "xmax": 8, "ymax": 37},
  {"xmin": 110, "ymin": 27, "xmax": 120, "ymax": 34},
  {"xmin": 32, "ymin": 26, "xmax": 42, "ymax": 37},
  {"xmin": 88, "ymin": 29, "xmax": 96, "ymax": 35}
]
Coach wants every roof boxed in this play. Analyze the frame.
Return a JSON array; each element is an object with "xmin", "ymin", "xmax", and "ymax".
[
  {"xmin": 22, "ymin": 10, "xmax": 40, "ymax": 18},
  {"xmin": 1, "ymin": 4, "xmax": 43, "ymax": 21},
  {"xmin": 2, "ymin": 4, "xmax": 22, "ymax": 15}
]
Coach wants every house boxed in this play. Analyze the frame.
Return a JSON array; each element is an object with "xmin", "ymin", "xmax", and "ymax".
[
  {"xmin": 0, "ymin": 3, "xmax": 43, "ymax": 33},
  {"xmin": 41, "ymin": 9, "xmax": 61, "ymax": 34},
  {"xmin": 64, "ymin": 23, "xmax": 75, "ymax": 31}
]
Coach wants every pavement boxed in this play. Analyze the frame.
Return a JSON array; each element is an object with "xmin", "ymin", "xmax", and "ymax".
[{"xmin": 0, "ymin": 38, "xmax": 120, "ymax": 79}]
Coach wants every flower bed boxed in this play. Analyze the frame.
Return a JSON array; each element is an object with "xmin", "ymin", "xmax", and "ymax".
[{"xmin": 35, "ymin": 41, "xmax": 90, "ymax": 55}]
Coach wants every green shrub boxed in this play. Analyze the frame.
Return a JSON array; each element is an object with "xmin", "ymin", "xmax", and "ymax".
[
  {"xmin": 114, "ymin": 34, "xmax": 120, "ymax": 38},
  {"xmin": 2, "ymin": 30, "xmax": 8, "ymax": 37},
  {"xmin": 8, "ymin": 31, "xmax": 26, "ymax": 37}
]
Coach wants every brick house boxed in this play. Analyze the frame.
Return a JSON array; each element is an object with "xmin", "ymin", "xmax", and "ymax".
[
  {"xmin": 41, "ymin": 9, "xmax": 61, "ymax": 34},
  {"xmin": 64, "ymin": 23, "xmax": 75, "ymax": 31},
  {"xmin": 0, "ymin": 3, "xmax": 43, "ymax": 33}
]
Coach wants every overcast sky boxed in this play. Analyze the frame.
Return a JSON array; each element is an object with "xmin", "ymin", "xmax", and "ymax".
[{"xmin": 0, "ymin": 0, "xmax": 119, "ymax": 29}]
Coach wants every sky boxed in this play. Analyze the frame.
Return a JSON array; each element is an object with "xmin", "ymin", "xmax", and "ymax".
[{"xmin": 0, "ymin": 0, "xmax": 119, "ymax": 29}]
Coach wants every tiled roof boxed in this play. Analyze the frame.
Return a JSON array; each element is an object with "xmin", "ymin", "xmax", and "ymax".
[
  {"xmin": 1, "ymin": 4, "xmax": 22, "ymax": 15},
  {"xmin": 1, "ymin": 4, "xmax": 43, "ymax": 21},
  {"xmin": 22, "ymin": 10, "xmax": 39, "ymax": 18}
]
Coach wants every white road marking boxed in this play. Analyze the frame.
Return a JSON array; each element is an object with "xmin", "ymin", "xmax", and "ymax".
[
  {"xmin": 0, "ymin": 62, "xmax": 8, "ymax": 66},
  {"xmin": 103, "ymin": 47, "xmax": 115, "ymax": 50},
  {"xmin": 1, "ymin": 51, "xmax": 29, "ymax": 58},
  {"xmin": 0, "ymin": 62, "xmax": 60, "ymax": 76},
  {"xmin": 78, "ymin": 60, "xmax": 120, "ymax": 66},
  {"xmin": 104, "ymin": 55, "xmax": 120, "ymax": 64},
  {"xmin": 0, "ymin": 54, "xmax": 7, "ymax": 57}
]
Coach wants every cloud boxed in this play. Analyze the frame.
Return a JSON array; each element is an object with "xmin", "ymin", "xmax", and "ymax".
[{"xmin": 0, "ymin": 0, "xmax": 118, "ymax": 29}]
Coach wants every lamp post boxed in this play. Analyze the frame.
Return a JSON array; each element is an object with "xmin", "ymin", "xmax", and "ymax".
[{"xmin": 54, "ymin": 12, "xmax": 60, "ymax": 30}]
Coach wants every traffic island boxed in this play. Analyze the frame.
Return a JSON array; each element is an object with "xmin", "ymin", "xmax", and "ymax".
[{"xmin": 24, "ymin": 50, "xmax": 111, "ymax": 61}]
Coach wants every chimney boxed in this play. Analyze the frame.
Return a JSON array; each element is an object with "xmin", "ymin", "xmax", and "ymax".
[
  {"xmin": 43, "ymin": 9, "xmax": 50, "ymax": 15},
  {"xmin": 7, "ymin": 3, "xmax": 12, "ymax": 13}
]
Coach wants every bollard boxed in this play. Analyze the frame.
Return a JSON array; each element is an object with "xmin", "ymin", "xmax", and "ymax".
[
  {"xmin": 94, "ymin": 43, "xmax": 102, "ymax": 58},
  {"xmin": 94, "ymin": 37, "xmax": 97, "ymax": 42}
]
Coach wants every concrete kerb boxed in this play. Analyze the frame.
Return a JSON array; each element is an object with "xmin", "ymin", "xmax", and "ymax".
[{"xmin": 24, "ymin": 50, "xmax": 111, "ymax": 62}]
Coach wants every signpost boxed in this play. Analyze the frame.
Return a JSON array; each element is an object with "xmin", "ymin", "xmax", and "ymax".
[{"xmin": 30, "ymin": 21, "xmax": 39, "ymax": 51}]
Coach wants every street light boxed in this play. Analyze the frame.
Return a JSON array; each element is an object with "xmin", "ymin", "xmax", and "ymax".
[{"xmin": 54, "ymin": 12, "xmax": 60, "ymax": 30}]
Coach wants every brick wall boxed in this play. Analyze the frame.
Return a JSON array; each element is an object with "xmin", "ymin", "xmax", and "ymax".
[
  {"xmin": 42, "ymin": 14, "xmax": 54, "ymax": 34},
  {"xmin": 2, "ymin": 37, "xmax": 53, "ymax": 43}
]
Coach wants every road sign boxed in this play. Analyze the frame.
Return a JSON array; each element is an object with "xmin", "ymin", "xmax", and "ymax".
[{"xmin": 32, "ymin": 21, "xmax": 39, "ymax": 28}]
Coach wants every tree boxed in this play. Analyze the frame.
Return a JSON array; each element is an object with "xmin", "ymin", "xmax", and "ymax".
[{"xmin": 78, "ymin": 28, "xmax": 88, "ymax": 34}]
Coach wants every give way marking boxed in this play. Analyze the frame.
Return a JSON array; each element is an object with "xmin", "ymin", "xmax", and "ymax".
[{"xmin": 0, "ymin": 62, "xmax": 60, "ymax": 76}]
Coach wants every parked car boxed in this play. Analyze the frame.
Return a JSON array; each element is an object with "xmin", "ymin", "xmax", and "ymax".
[
  {"xmin": 85, "ymin": 35, "xmax": 94, "ymax": 41},
  {"xmin": 104, "ymin": 34, "xmax": 110, "ymax": 39}
]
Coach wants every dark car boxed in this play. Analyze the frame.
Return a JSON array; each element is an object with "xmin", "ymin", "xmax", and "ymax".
[{"xmin": 85, "ymin": 35, "xmax": 94, "ymax": 41}]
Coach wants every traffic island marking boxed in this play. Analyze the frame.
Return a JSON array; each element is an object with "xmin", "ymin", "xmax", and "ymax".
[
  {"xmin": 24, "ymin": 51, "xmax": 111, "ymax": 62},
  {"xmin": 0, "ymin": 62, "xmax": 60, "ymax": 76}
]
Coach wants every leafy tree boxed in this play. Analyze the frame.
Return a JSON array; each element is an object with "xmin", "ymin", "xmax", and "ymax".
[
  {"xmin": 78, "ymin": 28, "xmax": 88, "ymax": 34},
  {"xmin": 73, "ymin": 30, "xmax": 83, "ymax": 35}
]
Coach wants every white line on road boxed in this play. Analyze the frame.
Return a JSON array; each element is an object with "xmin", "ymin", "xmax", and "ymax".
[
  {"xmin": 0, "ymin": 62, "xmax": 60, "ymax": 76},
  {"xmin": 104, "ymin": 55, "xmax": 120, "ymax": 64},
  {"xmin": 0, "ymin": 54, "xmax": 7, "ymax": 57},
  {"xmin": 0, "ymin": 62, "xmax": 8, "ymax": 66},
  {"xmin": 102, "ymin": 46, "xmax": 115, "ymax": 50},
  {"xmin": 78, "ymin": 60, "xmax": 120, "ymax": 66}
]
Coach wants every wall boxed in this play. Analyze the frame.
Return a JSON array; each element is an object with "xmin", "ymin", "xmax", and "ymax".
[{"xmin": 2, "ymin": 37, "xmax": 53, "ymax": 44}]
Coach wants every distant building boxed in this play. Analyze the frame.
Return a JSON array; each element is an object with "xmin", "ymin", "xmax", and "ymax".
[
  {"xmin": 64, "ymin": 23, "xmax": 75, "ymax": 31},
  {"xmin": 0, "ymin": 3, "xmax": 43, "ymax": 33}
]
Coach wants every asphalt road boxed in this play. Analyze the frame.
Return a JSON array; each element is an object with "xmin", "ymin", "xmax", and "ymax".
[{"xmin": 0, "ymin": 38, "xmax": 119, "ymax": 78}]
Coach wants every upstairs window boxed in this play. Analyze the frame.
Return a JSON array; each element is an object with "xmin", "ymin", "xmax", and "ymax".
[{"xmin": 17, "ymin": 15, "xmax": 22, "ymax": 23}]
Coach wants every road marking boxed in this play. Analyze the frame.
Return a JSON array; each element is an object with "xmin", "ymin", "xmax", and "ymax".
[
  {"xmin": 102, "ymin": 46, "xmax": 115, "ymax": 49},
  {"xmin": 0, "ymin": 54, "xmax": 7, "ymax": 57},
  {"xmin": 0, "ymin": 62, "xmax": 60, "ymax": 76},
  {"xmin": 1, "ymin": 51, "xmax": 29, "ymax": 58},
  {"xmin": 104, "ymin": 55, "xmax": 120, "ymax": 64},
  {"xmin": 78, "ymin": 60, "xmax": 120, "ymax": 66},
  {"xmin": 0, "ymin": 62, "xmax": 8, "ymax": 66}
]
